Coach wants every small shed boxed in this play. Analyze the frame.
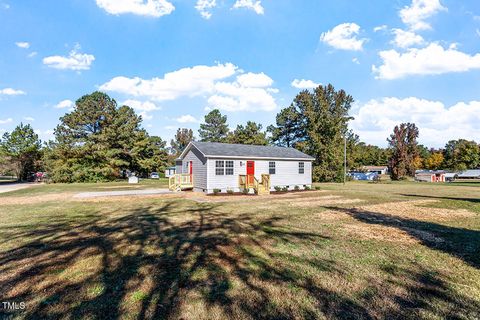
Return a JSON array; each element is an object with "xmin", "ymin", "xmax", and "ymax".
[
  {"xmin": 165, "ymin": 166, "xmax": 176, "ymax": 178},
  {"xmin": 415, "ymin": 170, "xmax": 445, "ymax": 183},
  {"xmin": 362, "ymin": 165, "xmax": 388, "ymax": 175},
  {"xmin": 128, "ymin": 176, "xmax": 139, "ymax": 184}
]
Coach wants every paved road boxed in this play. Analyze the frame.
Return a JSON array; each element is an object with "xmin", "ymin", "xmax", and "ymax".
[
  {"xmin": 74, "ymin": 188, "xmax": 175, "ymax": 198},
  {"xmin": 0, "ymin": 183, "xmax": 34, "ymax": 194}
]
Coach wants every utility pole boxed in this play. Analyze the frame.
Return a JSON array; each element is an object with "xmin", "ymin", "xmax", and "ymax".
[{"xmin": 344, "ymin": 134, "xmax": 347, "ymax": 186}]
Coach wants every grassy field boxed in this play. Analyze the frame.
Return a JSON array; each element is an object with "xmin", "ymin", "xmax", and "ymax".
[{"xmin": 0, "ymin": 181, "xmax": 479, "ymax": 319}]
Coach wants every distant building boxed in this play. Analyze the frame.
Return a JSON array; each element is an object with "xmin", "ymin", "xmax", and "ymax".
[
  {"xmin": 349, "ymin": 172, "xmax": 379, "ymax": 181},
  {"xmin": 415, "ymin": 170, "xmax": 446, "ymax": 183},
  {"xmin": 165, "ymin": 166, "xmax": 176, "ymax": 178},
  {"xmin": 456, "ymin": 169, "xmax": 480, "ymax": 180},
  {"xmin": 362, "ymin": 165, "xmax": 389, "ymax": 175}
]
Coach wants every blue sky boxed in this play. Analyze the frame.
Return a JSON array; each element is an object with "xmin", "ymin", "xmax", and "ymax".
[{"xmin": 0, "ymin": 0, "xmax": 479, "ymax": 147}]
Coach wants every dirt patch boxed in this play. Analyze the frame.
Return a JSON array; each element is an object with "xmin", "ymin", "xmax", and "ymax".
[
  {"xmin": 0, "ymin": 192, "xmax": 74, "ymax": 205},
  {"xmin": 355, "ymin": 200, "xmax": 475, "ymax": 222},
  {"xmin": 286, "ymin": 196, "xmax": 363, "ymax": 207},
  {"xmin": 341, "ymin": 223, "xmax": 444, "ymax": 244}
]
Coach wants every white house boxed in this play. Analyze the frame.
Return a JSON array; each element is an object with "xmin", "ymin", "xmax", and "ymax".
[{"xmin": 171, "ymin": 142, "xmax": 314, "ymax": 194}]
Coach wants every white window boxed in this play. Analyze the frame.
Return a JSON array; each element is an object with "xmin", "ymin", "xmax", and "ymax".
[
  {"xmin": 299, "ymin": 162, "xmax": 304, "ymax": 174},
  {"xmin": 225, "ymin": 161, "xmax": 234, "ymax": 175},
  {"xmin": 215, "ymin": 160, "xmax": 225, "ymax": 175},
  {"xmin": 269, "ymin": 161, "xmax": 276, "ymax": 174}
]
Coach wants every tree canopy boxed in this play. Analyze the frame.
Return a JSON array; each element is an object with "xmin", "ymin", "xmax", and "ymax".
[
  {"xmin": 387, "ymin": 123, "xmax": 419, "ymax": 180},
  {"xmin": 0, "ymin": 123, "xmax": 42, "ymax": 181},
  {"xmin": 227, "ymin": 121, "xmax": 268, "ymax": 145},
  {"xmin": 198, "ymin": 109, "xmax": 229, "ymax": 142},
  {"xmin": 170, "ymin": 128, "xmax": 194, "ymax": 156},
  {"xmin": 45, "ymin": 92, "xmax": 168, "ymax": 182}
]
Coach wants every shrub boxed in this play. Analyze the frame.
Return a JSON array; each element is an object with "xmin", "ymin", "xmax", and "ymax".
[
  {"xmin": 294, "ymin": 185, "xmax": 300, "ymax": 191},
  {"xmin": 213, "ymin": 188, "xmax": 221, "ymax": 195},
  {"xmin": 242, "ymin": 188, "xmax": 249, "ymax": 195},
  {"xmin": 304, "ymin": 185, "xmax": 311, "ymax": 190},
  {"xmin": 227, "ymin": 189, "xmax": 234, "ymax": 194},
  {"xmin": 282, "ymin": 186, "xmax": 289, "ymax": 192},
  {"xmin": 315, "ymin": 186, "xmax": 321, "ymax": 190},
  {"xmin": 274, "ymin": 186, "xmax": 282, "ymax": 192}
]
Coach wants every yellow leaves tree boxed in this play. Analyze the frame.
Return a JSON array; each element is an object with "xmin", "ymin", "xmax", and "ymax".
[{"xmin": 424, "ymin": 152, "xmax": 444, "ymax": 170}]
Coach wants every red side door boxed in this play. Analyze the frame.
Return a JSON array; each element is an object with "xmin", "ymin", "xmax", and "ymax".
[{"xmin": 246, "ymin": 161, "xmax": 255, "ymax": 185}]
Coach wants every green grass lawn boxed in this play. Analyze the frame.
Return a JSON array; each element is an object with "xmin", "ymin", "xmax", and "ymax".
[{"xmin": 0, "ymin": 181, "xmax": 479, "ymax": 319}]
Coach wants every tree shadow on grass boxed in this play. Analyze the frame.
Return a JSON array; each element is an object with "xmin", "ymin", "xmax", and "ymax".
[
  {"xmin": 325, "ymin": 205, "xmax": 480, "ymax": 269},
  {"xmin": 400, "ymin": 193, "xmax": 480, "ymax": 204},
  {"xmin": 0, "ymin": 200, "xmax": 479, "ymax": 319}
]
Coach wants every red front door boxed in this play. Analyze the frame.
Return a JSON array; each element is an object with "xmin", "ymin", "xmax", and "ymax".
[
  {"xmin": 246, "ymin": 161, "xmax": 255, "ymax": 185},
  {"xmin": 189, "ymin": 161, "xmax": 193, "ymax": 175}
]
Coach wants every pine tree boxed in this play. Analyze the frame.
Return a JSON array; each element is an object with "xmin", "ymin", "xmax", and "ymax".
[
  {"xmin": 170, "ymin": 128, "xmax": 194, "ymax": 156},
  {"xmin": 267, "ymin": 106, "xmax": 302, "ymax": 147},
  {"xmin": 45, "ymin": 92, "xmax": 168, "ymax": 182},
  {"xmin": 198, "ymin": 109, "xmax": 229, "ymax": 142},
  {"xmin": 227, "ymin": 121, "xmax": 268, "ymax": 145}
]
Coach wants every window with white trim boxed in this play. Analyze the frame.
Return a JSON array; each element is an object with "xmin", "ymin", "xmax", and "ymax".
[
  {"xmin": 215, "ymin": 160, "xmax": 225, "ymax": 175},
  {"xmin": 225, "ymin": 161, "xmax": 234, "ymax": 175},
  {"xmin": 299, "ymin": 162, "xmax": 304, "ymax": 174},
  {"xmin": 269, "ymin": 161, "xmax": 276, "ymax": 174}
]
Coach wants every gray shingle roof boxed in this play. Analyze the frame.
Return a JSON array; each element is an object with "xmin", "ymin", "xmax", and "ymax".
[{"xmin": 189, "ymin": 141, "xmax": 315, "ymax": 160}]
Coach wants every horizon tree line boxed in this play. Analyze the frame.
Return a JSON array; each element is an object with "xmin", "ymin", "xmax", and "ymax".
[{"xmin": 1, "ymin": 87, "xmax": 479, "ymax": 182}]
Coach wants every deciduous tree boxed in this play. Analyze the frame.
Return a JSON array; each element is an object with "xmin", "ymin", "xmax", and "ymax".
[
  {"xmin": 387, "ymin": 123, "xmax": 419, "ymax": 180},
  {"xmin": 0, "ymin": 123, "xmax": 42, "ymax": 181}
]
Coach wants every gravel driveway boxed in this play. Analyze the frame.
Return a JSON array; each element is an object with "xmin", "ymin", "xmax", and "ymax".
[{"xmin": 0, "ymin": 183, "xmax": 34, "ymax": 194}]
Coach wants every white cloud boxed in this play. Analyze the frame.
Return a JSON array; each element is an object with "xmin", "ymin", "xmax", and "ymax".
[
  {"xmin": 54, "ymin": 99, "xmax": 74, "ymax": 109},
  {"xmin": 399, "ymin": 0, "xmax": 447, "ymax": 31},
  {"xmin": 352, "ymin": 57, "xmax": 360, "ymax": 64},
  {"xmin": 123, "ymin": 99, "xmax": 160, "ymax": 111},
  {"xmin": 350, "ymin": 97, "xmax": 480, "ymax": 147},
  {"xmin": 320, "ymin": 23, "xmax": 366, "ymax": 51},
  {"xmin": 176, "ymin": 114, "xmax": 200, "ymax": 123},
  {"xmin": 101, "ymin": 63, "xmax": 237, "ymax": 100},
  {"xmin": 0, "ymin": 118, "xmax": 13, "ymax": 124},
  {"xmin": 373, "ymin": 43, "xmax": 480, "ymax": 79},
  {"xmin": 291, "ymin": 79, "xmax": 320, "ymax": 89},
  {"xmin": 391, "ymin": 28, "xmax": 424, "ymax": 48},
  {"xmin": 43, "ymin": 44, "xmax": 95, "ymax": 71},
  {"xmin": 101, "ymin": 63, "xmax": 278, "ymax": 112},
  {"xmin": 195, "ymin": 0, "xmax": 216, "ymax": 19},
  {"xmin": 236, "ymin": 72, "xmax": 273, "ymax": 87},
  {"xmin": 96, "ymin": 0, "xmax": 174, "ymax": 17},
  {"xmin": 138, "ymin": 111, "xmax": 153, "ymax": 120},
  {"xmin": 28, "ymin": 51, "xmax": 38, "ymax": 58},
  {"xmin": 123, "ymin": 99, "xmax": 160, "ymax": 120},
  {"xmin": 232, "ymin": 0, "xmax": 264, "ymax": 15},
  {"xmin": 23, "ymin": 117, "xmax": 35, "ymax": 122},
  {"xmin": 373, "ymin": 25, "xmax": 388, "ymax": 32},
  {"xmin": 0, "ymin": 88, "xmax": 25, "ymax": 95},
  {"xmin": 15, "ymin": 42, "xmax": 30, "ymax": 49}
]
